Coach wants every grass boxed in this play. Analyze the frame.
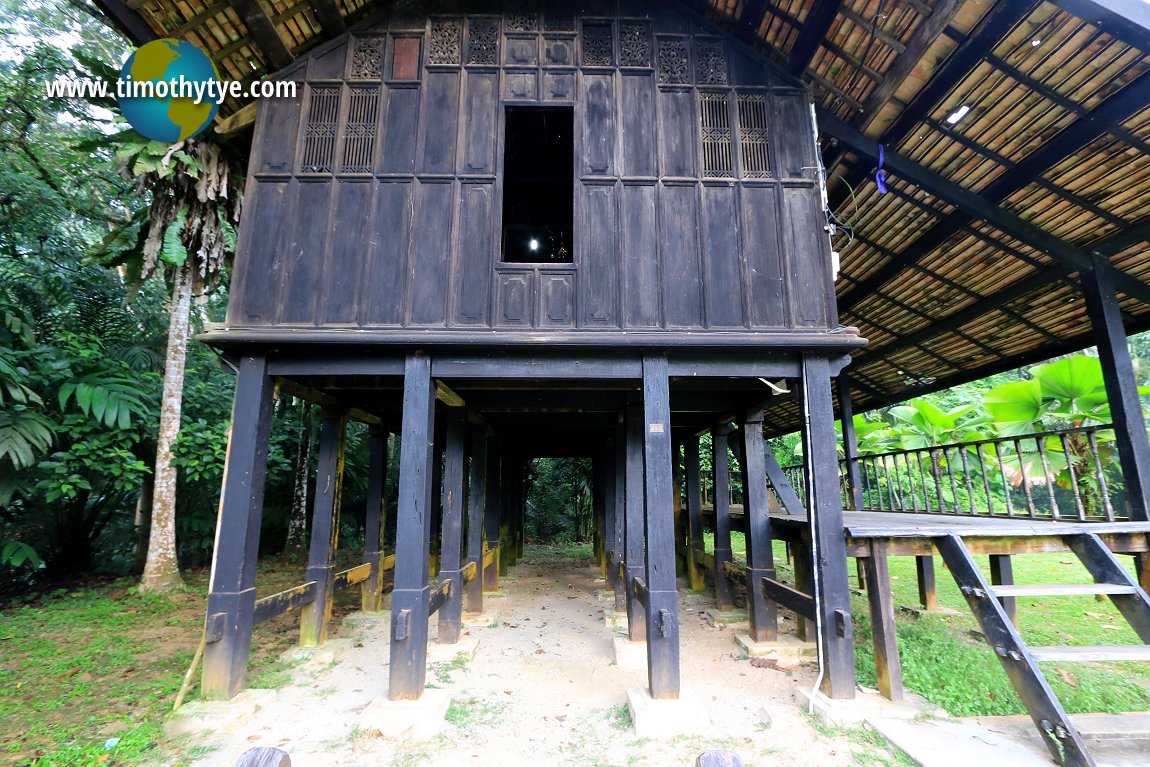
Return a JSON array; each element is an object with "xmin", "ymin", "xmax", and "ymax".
[
  {"xmin": 607, "ymin": 702, "xmax": 633, "ymax": 731},
  {"xmin": 444, "ymin": 696, "xmax": 506, "ymax": 729},
  {"xmin": 428, "ymin": 653, "xmax": 470, "ymax": 685},
  {"xmin": 523, "ymin": 540, "xmax": 595, "ymax": 559}
]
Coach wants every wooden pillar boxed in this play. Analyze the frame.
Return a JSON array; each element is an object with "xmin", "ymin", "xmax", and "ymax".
[
  {"xmin": 465, "ymin": 425, "xmax": 487, "ymax": 614},
  {"xmin": 641, "ymin": 355, "xmax": 680, "ymax": 699},
  {"xmin": 483, "ymin": 447, "xmax": 501, "ymax": 591},
  {"xmin": 712, "ymin": 424, "xmax": 736, "ymax": 612},
  {"xmin": 916, "ymin": 555, "xmax": 938, "ymax": 611},
  {"xmin": 684, "ymin": 436, "xmax": 706, "ymax": 592},
  {"xmin": 673, "ymin": 442, "xmax": 687, "ymax": 577},
  {"xmin": 801, "ymin": 354, "xmax": 856, "ymax": 699},
  {"xmin": 437, "ymin": 413, "xmax": 467, "ymax": 644},
  {"xmin": 604, "ymin": 440, "xmax": 619, "ymax": 592},
  {"xmin": 624, "ymin": 404, "xmax": 648, "ymax": 642},
  {"xmin": 989, "ymin": 554, "xmax": 1017, "ymax": 628},
  {"xmin": 794, "ymin": 537, "xmax": 814, "ymax": 642},
  {"xmin": 300, "ymin": 408, "xmax": 346, "ymax": 647},
  {"xmin": 1082, "ymin": 253, "xmax": 1150, "ymax": 522},
  {"xmin": 837, "ymin": 376, "xmax": 864, "ymax": 511},
  {"xmin": 612, "ymin": 422, "xmax": 628, "ymax": 612},
  {"xmin": 594, "ymin": 454, "xmax": 607, "ymax": 577},
  {"xmin": 388, "ymin": 353, "xmax": 436, "ymax": 701},
  {"xmin": 499, "ymin": 455, "xmax": 514, "ymax": 575},
  {"xmin": 429, "ymin": 436, "xmax": 444, "ymax": 577},
  {"xmin": 862, "ymin": 540, "xmax": 904, "ymax": 700},
  {"xmin": 1136, "ymin": 553, "xmax": 1150, "ymax": 594},
  {"xmin": 361, "ymin": 425, "xmax": 389, "ymax": 613},
  {"xmin": 201, "ymin": 354, "xmax": 274, "ymax": 700},
  {"xmin": 739, "ymin": 411, "xmax": 778, "ymax": 642}
]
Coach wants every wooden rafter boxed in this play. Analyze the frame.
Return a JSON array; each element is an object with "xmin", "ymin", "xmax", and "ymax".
[
  {"xmin": 1048, "ymin": 0, "xmax": 1150, "ymax": 51},
  {"xmin": 227, "ymin": 0, "xmax": 294, "ymax": 69},
  {"xmin": 787, "ymin": 0, "xmax": 843, "ymax": 75},
  {"xmin": 91, "ymin": 0, "xmax": 157, "ymax": 45},
  {"xmin": 310, "ymin": 0, "xmax": 347, "ymax": 37}
]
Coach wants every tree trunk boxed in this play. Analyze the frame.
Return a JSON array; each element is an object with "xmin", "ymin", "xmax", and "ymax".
[
  {"xmin": 284, "ymin": 400, "xmax": 314, "ymax": 559},
  {"xmin": 139, "ymin": 264, "xmax": 191, "ymax": 593},
  {"xmin": 132, "ymin": 475, "xmax": 154, "ymax": 575}
]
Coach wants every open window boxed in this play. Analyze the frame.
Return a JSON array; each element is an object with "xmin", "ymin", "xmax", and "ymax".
[{"xmin": 501, "ymin": 107, "xmax": 574, "ymax": 264}]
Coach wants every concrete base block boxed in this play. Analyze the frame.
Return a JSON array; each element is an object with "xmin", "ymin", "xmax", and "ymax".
[
  {"xmin": 462, "ymin": 611, "xmax": 500, "ymax": 628},
  {"xmin": 795, "ymin": 686, "xmax": 945, "ymax": 728},
  {"xmin": 482, "ymin": 589, "xmax": 510, "ymax": 599},
  {"xmin": 603, "ymin": 608, "xmax": 628, "ymax": 634},
  {"xmin": 597, "ymin": 589, "xmax": 616, "ymax": 603},
  {"xmin": 428, "ymin": 636, "xmax": 480, "ymax": 664},
  {"xmin": 281, "ymin": 638, "xmax": 356, "ymax": 666},
  {"xmin": 626, "ymin": 687, "xmax": 710, "ymax": 739},
  {"xmin": 164, "ymin": 689, "xmax": 277, "ymax": 738},
  {"xmin": 872, "ymin": 719, "xmax": 1050, "ymax": 767},
  {"xmin": 612, "ymin": 637, "xmax": 647, "ymax": 669},
  {"xmin": 734, "ymin": 633, "xmax": 817, "ymax": 661},
  {"xmin": 358, "ymin": 689, "xmax": 452, "ymax": 740},
  {"xmin": 342, "ymin": 610, "xmax": 389, "ymax": 629},
  {"xmin": 704, "ymin": 608, "xmax": 748, "ymax": 628}
]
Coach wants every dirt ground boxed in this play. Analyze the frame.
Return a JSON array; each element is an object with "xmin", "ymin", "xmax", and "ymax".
[{"xmin": 181, "ymin": 552, "xmax": 873, "ymax": 767}]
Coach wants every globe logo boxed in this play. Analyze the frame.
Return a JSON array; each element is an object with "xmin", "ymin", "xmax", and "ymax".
[{"xmin": 117, "ymin": 39, "xmax": 221, "ymax": 143}]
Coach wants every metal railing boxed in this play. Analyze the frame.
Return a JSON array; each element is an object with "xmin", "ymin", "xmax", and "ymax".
[{"xmin": 781, "ymin": 424, "xmax": 1127, "ymax": 522}]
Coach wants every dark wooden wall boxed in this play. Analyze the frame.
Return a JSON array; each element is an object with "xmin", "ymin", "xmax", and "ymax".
[{"xmin": 228, "ymin": 0, "xmax": 838, "ymax": 338}]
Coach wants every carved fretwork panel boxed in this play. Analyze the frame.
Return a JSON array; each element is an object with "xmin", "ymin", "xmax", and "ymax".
[
  {"xmin": 468, "ymin": 18, "xmax": 500, "ymax": 65},
  {"xmin": 429, "ymin": 18, "xmax": 463, "ymax": 65},
  {"xmin": 349, "ymin": 37, "xmax": 384, "ymax": 79},
  {"xmin": 694, "ymin": 39, "xmax": 728, "ymax": 85},
  {"xmin": 300, "ymin": 85, "xmax": 340, "ymax": 173},
  {"xmin": 657, "ymin": 36, "xmax": 689, "ymax": 84},
  {"xmin": 582, "ymin": 22, "xmax": 614, "ymax": 68},
  {"xmin": 619, "ymin": 22, "xmax": 651, "ymax": 68},
  {"xmin": 737, "ymin": 93, "xmax": 771, "ymax": 178},
  {"xmin": 341, "ymin": 86, "xmax": 378, "ymax": 173},
  {"xmin": 699, "ymin": 91, "xmax": 733, "ymax": 178},
  {"xmin": 505, "ymin": 0, "xmax": 538, "ymax": 32}
]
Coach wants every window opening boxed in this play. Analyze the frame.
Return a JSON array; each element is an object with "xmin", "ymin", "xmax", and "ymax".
[{"xmin": 501, "ymin": 107, "xmax": 574, "ymax": 264}]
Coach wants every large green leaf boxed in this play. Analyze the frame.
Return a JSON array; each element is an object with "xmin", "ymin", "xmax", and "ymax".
[
  {"xmin": 1032, "ymin": 356, "xmax": 1107, "ymax": 413},
  {"xmin": 984, "ymin": 379, "xmax": 1045, "ymax": 433},
  {"xmin": 0, "ymin": 409, "xmax": 57, "ymax": 469}
]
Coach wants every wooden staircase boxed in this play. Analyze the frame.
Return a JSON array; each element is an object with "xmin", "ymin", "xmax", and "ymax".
[{"xmin": 933, "ymin": 532, "xmax": 1150, "ymax": 767}]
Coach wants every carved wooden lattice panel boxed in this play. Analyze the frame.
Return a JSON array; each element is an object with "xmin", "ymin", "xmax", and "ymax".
[
  {"xmin": 737, "ymin": 93, "xmax": 770, "ymax": 178},
  {"xmin": 429, "ymin": 19, "xmax": 462, "ymax": 65},
  {"xmin": 582, "ymin": 22, "xmax": 614, "ymax": 67},
  {"xmin": 694, "ymin": 40, "xmax": 727, "ymax": 85},
  {"xmin": 342, "ymin": 86, "xmax": 378, "ymax": 173},
  {"xmin": 543, "ymin": 1, "xmax": 574, "ymax": 31},
  {"xmin": 301, "ymin": 85, "xmax": 340, "ymax": 173},
  {"xmin": 505, "ymin": 0, "xmax": 538, "ymax": 31},
  {"xmin": 699, "ymin": 91, "xmax": 732, "ymax": 177},
  {"xmin": 350, "ymin": 37, "xmax": 384, "ymax": 79},
  {"xmin": 468, "ymin": 18, "xmax": 500, "ymax": 65},
  {"xmin": 619, "ymin": 22, "xmax": 650, "ymax": 67},
  {"xmin": 658, "ymin": 37, "xmax": 689, "ymax": 84}
]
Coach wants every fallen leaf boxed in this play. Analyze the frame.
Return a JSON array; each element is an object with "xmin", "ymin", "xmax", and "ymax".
[
  {"xmin": 503, "ymin": 690, "xmax": 513, "ymax": 695},
  {"xmin": 247, "ymin": 735, "xmax": 262, "ymax": 741},
  {"xmin": 1056, "ymin": 668, "xmax": 1078, "ymax": 688},
  {"xmin": 535, "ymin": 649, "xmax": 545, "ymax": 654},
  {"xmin": 750, "ymin": 658, "xmax": 781, "ymax": 670},
  {"xmin": 57, "ymin": 667, "xmax": 81, "ymax": 681},
  {"xmin": 96, "ymin": 755, "xmax": 109, "ymax": 763}
]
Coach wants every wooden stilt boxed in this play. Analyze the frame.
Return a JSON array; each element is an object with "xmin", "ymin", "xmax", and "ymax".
[
  {"xmin": 856, "ymin": 558, "xmax": 869, "ymax": 592},
  {"xmin": 604, "ymin": 440, "xmax": 619, "ymax": 592},
  {"xmin": 916, "ymin": 555, "xmax": 938, "ymax": 611},
  {"xmin": 837, "ymin": 376, "xmax": 864, "ymax": 511},
  {"xmin": 465, "ymin": 426, "xmax": 487, "ymax": 614},
  {"xmin": 388, "ymin": 353, "xmax": 436, "ymax": 701},
  {"xmin": 594, "ymin": 454, "xmax": 607, "ymax": 577},
  {"xmin": 429, "ymin": 436, "xmax": 443, "ymax": 578},
  {"xmin": 793, "ymin": 537, "xmax": 814, "ymax": 642},
  {"xmin": 484, "ymin": 447, "xmax": 501, "ymax": 592},
  {"xmin": 989, "ymin": 554, "xmax": 1017, "ymax": 628},
  {"xmin": 300, "ymin": 408, "xmax": 346, "ymax": 647},
  {"xmin": 202, "ymin": 354, "xmax": 274, "ymax": 700},
  {"xmin": 361, "ymin": 425, "xmax": 389, "ymax": 613},
  {"xmin": 801, "ymin": 354, "xmax": 857, "ymax": 699},
  {"xmin": 1136, "ymin": 553, "xmax": 1150, "ymax": 594},
  {"xmin": 641, "ymin": 355, "xmax": 681, "ymax": 699},
  {"xmin": 612, "ymin": 421, "xmax": 628, "ymax": 612},
  {"xmin": 673, "ymin": 442, "xmax": 686, "ymax": 578},
  {"xmin": 624, "ymin": 404, "xmax": 648, "ymax": 642},
  {"xmin": 685, "ymin": 436, "xmax": 706, "ymax": 592},
  {"xmin": 862, "ymin": 539, "xmax": 904, "ymax": 700},
  {"xmin": 739, "ymin": 411, "xmax": 778, "ymax": 642},
  {"xmin": 499, "ymin": 454, "xmax": 513, "ymax": 576},
  {"xmin": 712, "ymin": 425, "xmax": 736, "ymax": 612},
  {"xmin": 437, "ymin": 413, "xmax": 467, "ymax": 644}
]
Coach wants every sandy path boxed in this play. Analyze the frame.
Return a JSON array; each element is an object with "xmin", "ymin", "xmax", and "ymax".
[{"xmin": 186, "ymin": 553, "xmax": 861, "ymax": 767}]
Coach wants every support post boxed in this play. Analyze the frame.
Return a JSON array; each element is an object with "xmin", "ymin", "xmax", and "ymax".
[
  {"xmin": 300, "ymin": 408, "xmax": 346, "ymax": 647},
  {"xmin": 604, "ymin": 440, "xmax": 619, "ymax": 592},
  {"xmin": 802, "ymin": 354, "xmax": 857, "ymax": 699},
  {"xmin": 1136, "ymin": 553, "xmax": 1150, "ymax": 594},
  {"xmin": 484, "ymin": 447, "xmax": 501, "ymax": 591},
  {"xmin": 437, "ymin": 413, "xmax": 466, "ymax": 644},
  {"xmin": 712, "ymin": 425, "xmax": 736, "ymax": 612},
  {"xmin": 613, "ymin": 421, "xmax": 628, "ymax": 612},
  {"xmin": 685, "ymin": 436, "xmax": 706, "ymax": 592},
  {"xmin": 673, "ymin": 442, "xmax": 687, "ymax": 577},
  {"xmin": 465, "ymin": 426, "xmax": 487, "ymax": 613},
  {"xmin": 388, "ymin": 353, "xmax": 436, "ymax": 701},
  {"xmin": 202, "ymin": 354, "xmax": 274, "ymax": 700},
  {"xmin": 739, "ymin": 411, "xmax": 778, "ymax": 642},
  {"xmin": 361, "ymin": 425, "xmax": 389, "ymax": 613},
  {"xmin": 1081, "ymin": 252, "xmax": 1150, "ymax": 521},
  {"xmin": 624, "ymin": 404, "xmax": 648, "ymax": 642},
  {"xmin": 641, "ymin": 355, "xmax": 680, "ymax": 699},
  {"xmin": 862, "ymin": 540, "xmax": 904, "ymax": 700},
  {"xmin": 916, "ymin": 555, "xmax": 938, "ymax": 611},
  {"xmin": 794, "ymin": 537, "xmax": 814, "ymax": 642},
  {"xmin": 989, "ymin": 554, "xmax": 1017, "ymax": 628},
  {"xmin": 595, "ymin": 454, "xmax": 607, "ymax": 577},
  {"xmin": 837, "ymin": 376, "xmax": 864, "ymax": 511},
  {"xmin": 429, "ymin": 436, "xmax": 443, "ymax": 577}
]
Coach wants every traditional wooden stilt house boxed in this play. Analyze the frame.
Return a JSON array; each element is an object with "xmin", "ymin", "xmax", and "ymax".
[{"xmin": 91, "ymin": 1, "xmax": 1150, "ymax": 764}]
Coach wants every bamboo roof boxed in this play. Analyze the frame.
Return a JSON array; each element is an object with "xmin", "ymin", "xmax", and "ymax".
[{"xmin": 91, "ymin": 0, "xmax": 1150, "ymax": 420}]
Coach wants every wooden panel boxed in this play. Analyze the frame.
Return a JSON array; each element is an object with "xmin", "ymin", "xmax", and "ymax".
[
  {"xmin": 379, "ymin": 87, "xmax": 419, "ymax": 174},
  {"xmin": 579, "ymin": 184, "xmax": 618, "ymax": 327},
  {"xmin": 540, "ymin": 273, "xmax": 575, "ymax": 326},
  {"xmin": 783, "ymin": 187, "xmax": 831, "ymax": 328},
  {"xmin": 503, "ymin": 70, "xmax": 538, "ymax": 100},
  {"xmin": 308, "ymin": 41, "xmax": 346, "ymax": 79},
  {"xmin": 621, "ymin": 184, "xmax": 660, "ymax": 328},
  {"xmin": 582, "ymin": 74, "xmax": 614, "ymax": 176},
  {"xmin": 658, "ymin": 89, "xmax": 695, "ymax": 178},
  {"xmin": 408, "ymin": 181, "xmax": 455, "ymax": 325},
  {"xmin": 419, "ymin": 70, "xmax": 460, "ymax": 174},
  {"xmin": 462, "ymin": 72, "xmax": 497, "ymax": 174},
  {"xmin": 544, "ymin": 72, "xmax": 575, "ymax": 100},
  {"xmin": 659, "ymin": 184, "xmax": 702, "ymax": 327},
  {"xmin": 280, "ymin": 181, "xmax": 332, "ymax": 324},
  {"xmin": 772, "ymin": 93, "xmax": 816, "ymax": 179},
  {"xmin": 740, "ymin": 184, "xmax": 785, "ymax": 327},
  {"xmin": 701, "ymin": 184, "xmax": 744, "ymax": 328},
  {"xmin": 621, "ymin": 74, "xmax": 655, "ymax": 177},
  {"xmin": 231, "ymin": 180, "xmax": 289, "ymax": 323},
  {"xmin": 361, "ymin": 182, "xmax": 412, "ymax": 326},
  {"xmin": 498, "ymin": 272, "xmax": 534, "ymax": 326},
  {"xmin": 504, "ymin": 37, "xmax": 538, "ymax": 66},
  {"xmin": 455, "ymin": 183, "xmax": 494, "ymax": 325},
  {"xmin": 252, "ymin": 97, "xmax": 300, "ymax": 174},
  {"xmin": 321, "ymin": 181, "xmax": 371, "ymax": 324},
  {"xmin": 391, "ymin": 36, "xmax": 422, "ymax": 80}
]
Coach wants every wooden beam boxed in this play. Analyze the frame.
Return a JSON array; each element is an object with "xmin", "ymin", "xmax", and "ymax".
[
  {"xmin": 310, "ymin": 0, "xmax": 346, "ymax": 37},
  {"xmin": 91, "ymin": 0, "xmax": 157, "ymax": 45},
  {"xmin": 684, "ymin": 437, "xmax": 706, "ymax": 592},
  {"xmin": 228, "ymin": 0, "xmax": 294, "ymax": 69},
  {"xmin": 862, "ymin": 541, "xmax": 904, "ymax": 700},
  {"xmin": 215, "ymin": 102, "xmax": 258, "ymax": 135},
  {"xmin": 1048, "ymin": 0, "xmax": 1150, "ymax": 51},
  {"xmin": 837, "ymin": 376, "xmax": 863, "ymax": 511},
  {"xmin": 788, "ymin": 0, "xmax": 843, "ymax": 75}
]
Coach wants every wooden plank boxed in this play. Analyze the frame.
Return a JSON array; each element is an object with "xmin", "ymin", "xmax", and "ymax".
[
  {"xmin": 279, "ymin": 181, "xmax": 331, "ymax": 324},
  {"xmin": 837, "ymin": 376, "xmax": 863, "ymax": 510},
  {"xmin": 253, "ymin": 581, "xmax": 316, "ymax": 625},
  {"xmin": 1029, "ymin": 646, "xmax": 1150, "ymax": 662},
  {"xmin": 334, "ymin": 563, "xmax": 371, "ymax": 589},
  {"xmin": 361, "ymin": 426, "xmax": 388, "ymax": 613},
  {"xmin": 621, "ymin": 74, "xmax": 656, "ymax": 177},
  {"xmin": 625, "ymin": 405, "xmax": 648, "ymax": 642},
  {"xmin": 722, "ymin": 560, "xmax": 747, "ymax": 579},
  {"xmin": 992, "ymin": 583, "xmax": 1138, "ymax": 597},
  {"xmin": 203, "ymin": 355, "xmax": 274, "ymax": 700},
  {"xmin": 455, "ymin": 184, "xmax": 494, "ymax": 326},
  {"xmin": 309, "ymin": 0, "xmax": 345, "ymax": 36},
  {"xmin": 91, "ymin": 0, "xmax": 157, "ymax": 44},
  {"xmin": 622, "ymin": 184, "xmax": 661, "ymax": 328},
  {"xmin": 700, "ymin": 185, "xmax": 744, "ymax": 328},
  {"xmin": 300, "ymin": 409, "xmax": 346, "ymax": 648},
  {"xmin": 862, "ymin": 542, "xmax": 904, "ymax": 701},
  {"xmin": 227, "ymin": 0, "xmax": 293, "ymax": 69},
  {"xmin": 462, "ymin": 561, "xmax": 478, "ymax": 583},
  {"xmin": 437, "ymin": 415, "xmax": 467, "ymax": 644},
  {"xmin": 739, "ymin": 411, "xmax": 778, "ymax": 642},
  {"xmin": 408, "ymin": 181, "xmax": 455, "ymax": 325},
  {"xmin": 660, "ymin": 184, "xmax": 703, "ymax": 328},
  {"xmin": 762, "ymin": 447, "xmax": 804, "ymax": 516},
  {"xmin": 428, "ymin": 579, "xmax": 453, "ymax": 616},
  {"xmin": 761, "ymin": 577, "xmax": 815, "ymax": 619},
  {"xmin": 739, "ymin": 185, "xmax": 785, "ymax": 328}
]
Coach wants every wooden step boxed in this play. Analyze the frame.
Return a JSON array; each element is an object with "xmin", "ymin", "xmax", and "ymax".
[
  {"xmin": 1028, "ymin": 645, "xmax": 1150, "ymax": 662},
  {"xmin": 991, "ymin": 583, "xmax": 1137, "ymax": 597}
]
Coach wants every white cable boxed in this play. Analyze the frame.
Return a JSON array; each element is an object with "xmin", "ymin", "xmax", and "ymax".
[{"xmin": 804, "ymin": 388, "xmax": 826, "ymax": 715}]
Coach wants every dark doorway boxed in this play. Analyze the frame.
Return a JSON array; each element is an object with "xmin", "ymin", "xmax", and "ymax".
[{"xmin": 501, "ymin": 107, "xmax": 574, "ymax": 264}]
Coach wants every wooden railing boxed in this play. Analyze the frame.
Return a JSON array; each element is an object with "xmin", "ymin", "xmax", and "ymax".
[{"xmin": 782, "ymin": 424, "xmax": 1126, "ymax": 522}]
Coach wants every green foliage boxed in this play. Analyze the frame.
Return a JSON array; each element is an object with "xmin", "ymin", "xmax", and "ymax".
[{"xmin": 525, "ymin": 458, "xmax": 593, "ymax": 542}]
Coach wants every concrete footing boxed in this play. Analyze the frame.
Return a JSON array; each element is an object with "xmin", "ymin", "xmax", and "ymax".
[
  {"xmin": 704, "ymin": 608, "xmax": 748, "ymax": 628},
  {"xmin": 342, "ymin": 610, "xmax": 389, "ymax": 629},
  {"xmin": 795, "ymin": 686, "xmax": 945, "ymax": 728},
  {"xmin": 626, "ymin": 687, "xmax": 710, "ymax": 738},
  {"xmin": 164, "ymin": 689, "xmax": 278, "ymax": 738},
  {"xmin": 734, "ymin": 633, "xmax": 817, "ymax": 661},
  {"xmin": 612, "ymin": 637, "xmax": 647, "ymax": 669},
  {"xmin": 428, "ymin": 636, "xmax": 480, "ymax": 663},
  {"xmin": 462, "ymin": 611, "xmax": 500, "ymax": 628},
  {"xmin": 603, "ymin": 607, "xmax": 627, "ymax": 634},
  {"xmin": 358, "ymin": 689, "xmax": 452, "ymax": 740},
  {"xmin": 279, "ymin": 638, "xmax": 357, "ymax": 666}
]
